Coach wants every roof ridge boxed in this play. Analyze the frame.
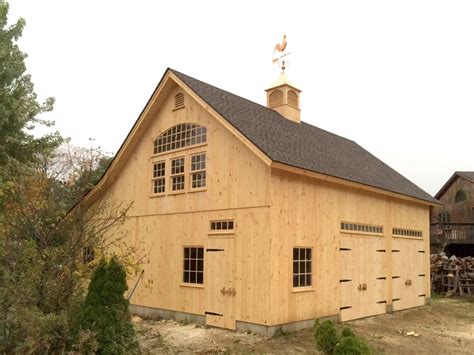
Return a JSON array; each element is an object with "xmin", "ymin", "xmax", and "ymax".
[{"xmin": 170, "ymin": 68, "xmax": 356, "ymax": 144}]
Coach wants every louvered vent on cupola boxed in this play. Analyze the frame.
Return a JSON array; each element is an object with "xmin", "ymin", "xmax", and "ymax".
[{"xmin": 174, "ymin": 92, "xmax": 185, "ymax": 110}]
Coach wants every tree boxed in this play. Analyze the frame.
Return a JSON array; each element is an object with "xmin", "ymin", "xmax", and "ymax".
[
  {"xmin": 0, "ymin": 3, "xmax": 139, "ymax": 352},
  {"xmin": 0, "ymin": 0, "xmax": 62, "ymax": 186},
  {"xmin": 76, "ymin": 257, "xmax": 140, "ymax": 354},
  {"xmin": 0, "ymin": 154, "xmax": 135, "ymax": 352}
]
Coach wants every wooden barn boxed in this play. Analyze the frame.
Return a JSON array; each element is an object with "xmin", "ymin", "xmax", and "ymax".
[
  {"xmin": 430, "ymin": 171, "xmax": 474, "ymax": 255},
  {"xmin": 82, "ymin": 68, "xmax": 438, "ymax": 335}
]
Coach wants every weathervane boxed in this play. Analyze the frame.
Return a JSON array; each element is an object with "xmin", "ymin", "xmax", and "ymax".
[{"xmin": 272, "ymin": 34, "xmax": 291, "ymax": 73}]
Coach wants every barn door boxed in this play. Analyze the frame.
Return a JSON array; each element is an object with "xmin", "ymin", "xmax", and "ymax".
[
  {"xmin": 392, "ymin": 239, "xmax": 425, "ymax": 311},
  {"xmin": 205, "ymin": 238, "xmax": 236, "ymax": 330},
  {"xmin": 340, "ymin": 235, "xmax": 386, "ymax": 321}
]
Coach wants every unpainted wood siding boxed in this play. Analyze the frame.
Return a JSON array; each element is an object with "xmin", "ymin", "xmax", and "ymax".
[
  {"xmin": 269, "ymin": 169, "xmax": 430, "ymax": 325},
  {"xmin": 95, "ymin": 83, "xmax": 273, "ymax": 325}
]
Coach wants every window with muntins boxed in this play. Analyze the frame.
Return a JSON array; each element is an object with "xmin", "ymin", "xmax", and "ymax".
[
  {"xmin": 154, "ymin": 123, "xmax": 207, "ymax": 154},
  {"xmin": 183, "ymin": 247, "xmax": 204, "ymax": 284},
  {"xmin": 210, "ymin": 220, "xmax": 234, "ymax": 231},
  {"xmin": 293, "ymin": 247, "xmax": 312, "ymax": 288},
  {"xmin": 171, "ymin": 157, "xmax": 185, "ymax": 191},
  {"xmin": 392, "ymin": 228, "xmax": 422, "ymax": 238},
  {"xmin": 191, "ymin": 153, "xmax": 206, "ymax": 189},
  {"xmin": 341, "ymin": 222, "xmax": 383, "ymax": 234},
  {"xmin": 152, "ymin": 161, "xmax": 166, "ymax": 194},
  {"xmin": 455, "ymin": 190, "xmax": 467, "ymax": 203}
]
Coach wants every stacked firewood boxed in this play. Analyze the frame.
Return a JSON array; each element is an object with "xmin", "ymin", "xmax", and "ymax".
[{"xmin": 430, "ymin": 253, "xmax": 474, "ymax": 296}]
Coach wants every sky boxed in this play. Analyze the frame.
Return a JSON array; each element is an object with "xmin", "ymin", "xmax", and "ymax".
[{"xmin": 8, "ymin": 0, "xmax": 474, "ymax": 196}]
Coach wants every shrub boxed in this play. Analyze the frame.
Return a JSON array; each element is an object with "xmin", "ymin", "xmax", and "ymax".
[
  {"xmin": 314, "ymin": 320, "xmax": 339, "ymax": 354},
  {"xmin": 334, "ymin": 335, "xmax": 371, "ymax": 355},
  {"xmin": 76, "ymin": 257, "xmax": 140, "ymax": 354},
  {"xmin": 341, "ymin": 327, "xmax": 355, "ymax": 338}
]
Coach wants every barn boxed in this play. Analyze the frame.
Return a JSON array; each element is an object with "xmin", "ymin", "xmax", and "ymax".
[{"xmin": 83, "ymin": 68, "xmax": 438, "ymax": 335}]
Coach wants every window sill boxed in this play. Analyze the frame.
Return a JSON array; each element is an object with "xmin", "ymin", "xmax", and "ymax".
[
  {"xmin": 292, "ymin": 287, "xmax": 315, "ymax": 293},
  {"xmin": 208, "ymin": 231, "xmax": 235, "ymax": 236},
  {"xmin": 392, "ymin": 235, "xmax": 424, "ymax": 240},
  {"xmin": 180, "ymin": 283, "xmax": 204, "ymax": 289},
  {"xmin": 169, "ymin": 190, "xmax": 186, "ymax": 196},
  {"xmin": 150, "ymin": 193, "xmax": 166, "ymax": 198},
  {"xmin": 189, "ymin": 187, "xmax": 207, "ymax": 193},
  {"xmin": 340, "ymin": 230, "xmax": 384, "ymax": 237}
]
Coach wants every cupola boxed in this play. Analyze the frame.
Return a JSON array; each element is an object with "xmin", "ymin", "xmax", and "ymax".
[{"xmin": 265, "ymin": 72, "xmax": 301, "ymax": 123}]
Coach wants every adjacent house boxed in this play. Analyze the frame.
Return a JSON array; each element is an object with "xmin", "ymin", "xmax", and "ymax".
[
  {"xmin": 430, "ymin": 172, "xmax": 474, "ymax": 255},
  {"xmin": 81, "ymin": 68, "xmax": 438, "ymax": 335}
]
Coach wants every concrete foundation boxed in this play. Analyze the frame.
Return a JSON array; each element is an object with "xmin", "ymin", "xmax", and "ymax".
[
  {"xmin": 129, "ymin": 304, "xmax": 205, "ymax": 326},
  {"xmin": 236, "ymin": 314, "xmax": 339, "ymax": 337},
  {"xmin": 129, "ymin": 304, "xmax": 338, "ymax": 337}
]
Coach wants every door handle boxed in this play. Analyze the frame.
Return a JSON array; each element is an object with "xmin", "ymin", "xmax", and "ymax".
[
  {"xmin": 405, "ymin": 279, "xmax": 412, "ymax": 286},
  {"xmin": 220, "ymin": 287, "xmax": 237, "ymax": 296},
  {"xmin": 362, "ymin": 283, "xmax": 367, "ymax": 291}
]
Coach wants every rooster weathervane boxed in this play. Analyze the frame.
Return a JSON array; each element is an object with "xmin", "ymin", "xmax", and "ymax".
[{"xmin": 272, "ymin": 34, "xmax": 290, "ymax": 73}]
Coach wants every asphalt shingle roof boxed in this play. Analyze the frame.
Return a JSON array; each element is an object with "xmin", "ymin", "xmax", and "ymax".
[
  {"xmin": 435, "ymin": 171, "xmax": 474, "ymax": 199},
  {"xmin": 457, "ymin": 172, "xmax": 474, "ymax": 183},
  {"xmin": 171, "ymin": 69, "xmax": 437, "ymax": 204}
]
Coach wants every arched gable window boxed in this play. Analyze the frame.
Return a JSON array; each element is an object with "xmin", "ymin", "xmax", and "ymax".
[
  {"xmin": 154, "ymin": 123, "xmax": 207, "ymax": 154},
  {"xmin": 455, "ymin": 189, "xmax": 467, "ymax": 203}
]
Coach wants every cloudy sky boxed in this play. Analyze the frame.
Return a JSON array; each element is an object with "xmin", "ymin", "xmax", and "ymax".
[{"xmin": 8, "ymin": 0, "xmax": 474, "ymax": 195}]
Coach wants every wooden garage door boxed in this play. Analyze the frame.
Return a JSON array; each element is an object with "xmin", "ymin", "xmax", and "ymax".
[
  {"xmin": 392, "ymin": 238, "xmax": 426, "ymax": 311},
  {"xmin": 340, "ymin": 235, "xmax": 386, "ymax": 321}
]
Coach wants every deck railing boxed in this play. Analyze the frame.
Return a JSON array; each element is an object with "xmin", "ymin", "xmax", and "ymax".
[{"xmin": 430, "ymin": 223, "xmax": 474, "ymax": 244}]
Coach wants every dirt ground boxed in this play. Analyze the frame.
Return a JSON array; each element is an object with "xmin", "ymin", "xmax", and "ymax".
[{"xmin": 135, "ymin": 297, "xmax": 474, "ymax": 354}]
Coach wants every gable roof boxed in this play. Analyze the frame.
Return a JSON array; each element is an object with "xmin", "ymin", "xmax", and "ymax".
[
  {"xmin": 170, "ymin": 69, "xmax": 438, "ymax": 204},
  {"xmin": 435, "ymin": 171, "xmax": 474, "ymax": 199}
]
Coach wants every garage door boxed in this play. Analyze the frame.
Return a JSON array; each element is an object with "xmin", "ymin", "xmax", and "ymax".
[
  {"xmin": 340, "ymin": 235, "xmax": 387, "ymax": 321},
  {"xmin": 392, "ymin": 238, "xmax": 426, "ymax": 311}
]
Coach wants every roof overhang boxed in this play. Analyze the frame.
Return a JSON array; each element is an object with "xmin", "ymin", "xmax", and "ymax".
[{"xmin": 271, "ymin": 161, "xmax": 440, "ymax": 207}]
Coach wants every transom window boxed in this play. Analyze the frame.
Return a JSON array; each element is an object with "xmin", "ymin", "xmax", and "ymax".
[
  {"xmin": 293, "ymin": 247, "xmax": 312, "ymax": 288},
  {"xmin": 341, "ymin": 222, "xmax": 383, "ymax": 234},
  {"xmin": 393, "ymin": 228, "xmax": 422, "ymax": 238},
  {"xmin": 171, "ymin": 157, "xmax": 185, "ymax": 191},
  {"xmin": 210, "ymin": 220, "xmax": 234, "ymax": 231},
  {"xmin": 152, "ymin": 161, "xmax": 166, "ymax": 194},
  {"xmin": 154, "ymin": 123, "xmax": 207, "ymax": 154},
  {"xmin": 183, "ymin": 247, "xmax": 204, "ymax": 284},
  {"xmin": 191, "ymin": 153, "xmax": 206, "ymax": 189}
]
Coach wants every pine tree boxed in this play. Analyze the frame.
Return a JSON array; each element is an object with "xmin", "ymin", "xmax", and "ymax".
[
  {"xmin": 77, "ymin": 257, "xmax": 140, "ymax": 354},
  {"xmin": 0, "ymin": 0, "xmax": 63, "ymax": 184}
]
